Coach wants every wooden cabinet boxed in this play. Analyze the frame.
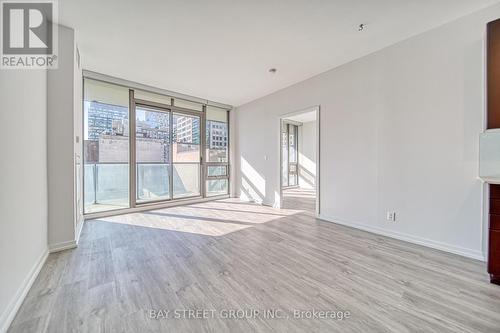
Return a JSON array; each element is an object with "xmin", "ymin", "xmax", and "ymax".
[
  {"xmin": 489, "ymin": 184, "xmax": 500, "ymax": 284},
  {"xmin": 490, "ymin": 214, "xmax": 500, "ymax": 231},
  {"xmin": 487, "ymin": 19, "xmax": 500, "ymax": 285},
  {"xmin": 489, "ymin": 228, "xmax": 500, "ymax": 284}
]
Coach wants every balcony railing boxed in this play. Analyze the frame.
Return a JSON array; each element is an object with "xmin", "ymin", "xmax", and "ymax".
[
  {"xmin": 84, "ymin": 162, "xmax": 227, "ymax": 213},
  {"xmin": 85, "ymin": 163, "xmax": 129, "ymax": 209},
  {"xmin": 84, "ymin": 162, "xmax": 200, "ymax": 211}
]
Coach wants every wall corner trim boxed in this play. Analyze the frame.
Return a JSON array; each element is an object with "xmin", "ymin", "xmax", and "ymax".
[
  {"xmin": 317, "ymin": 214, "xmax": 486, "ymax": 262},
  {"xmin": 0, "ymin": 249, "xmax": 49, "ymax": 333},
  {"xmin": 48, "ymin": 240, "xmax": 77, "ymax": 253}
]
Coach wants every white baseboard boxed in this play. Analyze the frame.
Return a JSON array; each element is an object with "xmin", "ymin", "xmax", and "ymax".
[
  {"xmin": 48, "ymin": 240, "xmax": 77, "ymax": 253},
  {"xmin": 0, "ymin": 249, "xmax": 48, "ymax": 333},
  {"xmin": 317, "ymin": 214, "xmax": 486, "ymax": 262}
]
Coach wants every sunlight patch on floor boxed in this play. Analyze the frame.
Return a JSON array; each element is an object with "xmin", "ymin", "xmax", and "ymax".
[
  {"xmin": 99, "ymin": 212, "xmax": 251, "ymax": 236},
  {"xmin": 95, "ymin": 199, "xmax": 304, "ymax": 237}
]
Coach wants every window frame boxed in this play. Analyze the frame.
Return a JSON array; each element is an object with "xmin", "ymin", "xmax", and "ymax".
[{"xmin": 82, "ymin": 74, "xmax": 231, "ymax": 217}]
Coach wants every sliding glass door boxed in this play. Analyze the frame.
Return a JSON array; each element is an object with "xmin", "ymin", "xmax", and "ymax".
[
  {"xmin": 135, "ymin": 105, "xmax": 171, "ymax": 203},
  {"xmin": 134, "ymin": 105, "xmax": 202, "ymax": 204}
]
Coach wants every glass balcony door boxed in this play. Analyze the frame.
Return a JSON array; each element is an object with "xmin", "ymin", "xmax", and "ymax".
[
  {"xmin": 133, "ymin": 103, "xmax": 202, "ymax": 205},
  {"xmin": 135, "ymin": 105, "xmax": 171, "ymax": 203}
]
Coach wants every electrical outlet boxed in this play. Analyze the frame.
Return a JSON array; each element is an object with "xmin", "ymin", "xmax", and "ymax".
[{"xmin": 386, "ymin": 211, "xmax": 396, "ymax": 222}]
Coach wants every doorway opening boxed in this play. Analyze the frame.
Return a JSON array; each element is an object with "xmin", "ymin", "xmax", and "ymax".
[{"xmin": 279, "ymin": 107, "xmax": 319, "ymax": 215}]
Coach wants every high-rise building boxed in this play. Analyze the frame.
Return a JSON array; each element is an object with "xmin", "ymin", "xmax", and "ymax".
[
  {"xmin": 86, "ymin": 101, "xmax": 128, "ymax": 140},
  {"xmin": 174, "ymin": 115, "xmax": 200, "ymax": 144},
  {"xmin": 207, "ymin": 120, "xmax": 228, "ymax": 149},
  {"xmin": 85, "ymin": 101, "xmax": 228, "ymax": 163}
]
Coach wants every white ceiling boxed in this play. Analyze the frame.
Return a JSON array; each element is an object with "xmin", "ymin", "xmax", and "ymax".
[{"xmin": 59, "ymin": 0, "xmax": 498, "ymax": 106}]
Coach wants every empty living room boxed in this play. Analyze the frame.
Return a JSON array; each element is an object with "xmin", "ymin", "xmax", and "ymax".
[{"xmin": 2, "ymin": 0, "xmax": 500, "ymax": 332}]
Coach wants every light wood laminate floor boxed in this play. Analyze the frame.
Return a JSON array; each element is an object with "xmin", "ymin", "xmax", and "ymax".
[
  {"xmin": 282, "ymin": 187, "xmax": 316, "ymax": 213},
  {"xmin": 8, "ymin": 195, "xmax": 500, "ymax": 332}
]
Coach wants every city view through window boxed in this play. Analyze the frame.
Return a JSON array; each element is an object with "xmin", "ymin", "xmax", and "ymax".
[{"xmin": 84, "ymin": 95, "xmax": 229, "ymax": 213}]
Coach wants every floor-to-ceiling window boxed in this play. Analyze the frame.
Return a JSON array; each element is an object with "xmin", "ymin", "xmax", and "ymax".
[
  {"xmin": 83, "ymin": 79, "xmax": 130, "ymax": 213},
  {"xmin": 281, "ymin": 122, "xmax": 298, "ymax": 188},
  {"xmin": 83, "ymin": 77, "xmax": 230, "ymax": 215},
  {"xmin": 205, "ymin": 106, "xmax": 229, "ymax": 196},
  {"xmin": 172, "ymin": 112, "xmax": 201, "ymax": 198}
]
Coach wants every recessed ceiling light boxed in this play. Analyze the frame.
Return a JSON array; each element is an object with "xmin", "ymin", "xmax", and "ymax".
[
  {"xmin": 269, "ymin": 68, "xmax": 277, "ymax": 74},
  {"xmin": 358, "ymin": 24, "xmax": 365, "ymax": 32}
]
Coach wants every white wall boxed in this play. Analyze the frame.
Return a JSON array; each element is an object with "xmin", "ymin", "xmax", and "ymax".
[
  {"xmin": 47, "ymin": 26, "xmax": 82, "ymax": 250},
  {"xmin": 235, "ymin": 4, "xmax": 500, "ymax": 260},
  {"xmin": 298, "ymin": 121, "xmax": 317, "ymax": 189},
  {"xmin": 0, "ymin": 71, "xmax": 48, "ymax": 331}
]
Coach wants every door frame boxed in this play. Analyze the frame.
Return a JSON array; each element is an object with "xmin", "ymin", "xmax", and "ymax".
[{"xmin": 278, "ymin": 106, "xmax": 320, "ymax": 216}]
